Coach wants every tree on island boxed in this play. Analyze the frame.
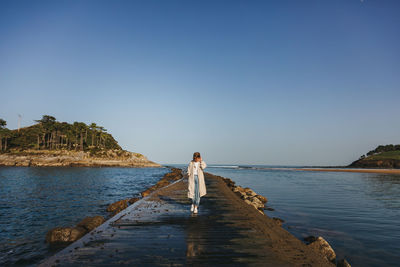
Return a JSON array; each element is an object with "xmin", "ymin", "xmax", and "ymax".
[
  {"xmin": 0, "ymin": 118, "xmax": 10, "ymax": 152},
  {"xmin": 365, "ymin": 144, "xmax": 400, "ymax": 156},
  {"xmin": 0, "ymin": 115, "xmax": 121, "ymax": 153}
]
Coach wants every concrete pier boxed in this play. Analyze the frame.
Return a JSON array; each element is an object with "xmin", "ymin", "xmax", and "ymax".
[{"xmin": 39, "ymin": 173, "xmax": 334, "ymax": 266}]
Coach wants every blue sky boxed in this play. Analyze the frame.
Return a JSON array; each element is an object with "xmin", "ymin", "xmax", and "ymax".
[{"xmin": 1, "ymin": 0, "xmax": 399, "ymax": 165}]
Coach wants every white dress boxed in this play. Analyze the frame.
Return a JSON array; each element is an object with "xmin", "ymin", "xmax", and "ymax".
[{"xmin": 193, "ymin": 162, "xmax": 200, "ymax": 175}]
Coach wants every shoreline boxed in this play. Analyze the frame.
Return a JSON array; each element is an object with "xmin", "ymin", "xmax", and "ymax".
[
  {"xmin": 295, "ymin": 168, "xmax": 400, "ymax": 174},
  {"xmin": 39, "ymin": 170, "xmax": 347, "ymax": 266},
  {"xmin": 0, "ymin": 150, "xmax": 161, "ymax": 167}
]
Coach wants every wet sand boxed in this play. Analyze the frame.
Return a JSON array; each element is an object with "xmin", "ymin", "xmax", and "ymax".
[
  {"xmin": 39, "ymin": 172, "xmax": 334, "ymax": 266},
  {"xmin": 296, "ymin": 168, "xmax": 400, "ymax": 174}
]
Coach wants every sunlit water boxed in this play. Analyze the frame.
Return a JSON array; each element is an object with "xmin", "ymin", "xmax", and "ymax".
[
  {"xmin": 174, "ymin": 164, "xmax": 400, "ymax": 267},
  {"xmin": 0, "ymin": 166, "xmax": 170, "ymax": 266}
]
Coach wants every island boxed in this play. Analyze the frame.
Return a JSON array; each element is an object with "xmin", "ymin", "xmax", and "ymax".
[
  {"xmin": 295, "ymin": 144, "xmax": 400, "ymax": 174},
  {"xmin": 0, "ymin": 115, "xmax": 160, "ymax": 167}
]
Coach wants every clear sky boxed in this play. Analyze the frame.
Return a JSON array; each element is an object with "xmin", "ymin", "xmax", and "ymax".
[{"xmin": 1, "ymin": 0, "xmax": 399, "ymax": 166}]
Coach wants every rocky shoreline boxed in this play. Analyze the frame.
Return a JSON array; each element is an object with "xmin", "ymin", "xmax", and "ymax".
[{"xmin": 0, "ymin": 149, "xmax": 160, "ymax": 167}]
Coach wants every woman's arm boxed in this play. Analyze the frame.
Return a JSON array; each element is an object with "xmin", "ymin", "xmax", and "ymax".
[
  {"xmin": 187, "ymin": 162, "xmax": 191, "ymax": 176},
  {"xmin": 200, "ymin": 161, "xmax": 207, "ymax": 169}
]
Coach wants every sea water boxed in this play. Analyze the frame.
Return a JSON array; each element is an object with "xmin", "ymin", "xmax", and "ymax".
[{"xmin": 0, "ymin": 166, "xmax": 170, "ymax": 266}]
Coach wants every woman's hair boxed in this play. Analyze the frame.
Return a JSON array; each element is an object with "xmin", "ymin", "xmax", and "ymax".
[{"xmin": 192, "ymin": 152, "xmax": 201, "ymax": 161}]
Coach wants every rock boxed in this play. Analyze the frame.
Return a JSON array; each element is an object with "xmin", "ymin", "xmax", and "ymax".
[
  {"xmin": 272, "ymin": 217, "xmax": 285, "ymax": 226},
  {"xmin": 128, "ymin": 197, "xmax": 140, "ymax": 204},
  {"xmin": 155, "ymin": 179, "xmax": 170, "ymax": 188},
  {"xmin": 243, "ymin": 187, "xmax": 257, "ymax": 196},
  {"xmin": 45, "ymin": 216, "xmax": 106, "ymax": 244},
  {"xmin": 234, "ymin": 186, "xmax": 245, "ymax": 193},
  {"xmin": 46, "ymin": 227, "xmax": 74, "ymax": 243},
  {"xmin": 304, "ymin": 235, "xmax": 317, "ymax": 244},
  {"xmin": 337, "ymin": 258, "xmax": 351, "ymax": 267},
  {"xmin": 222, "ymin": 177, "xmax": 236, "ymax": 188},
  {"xmin": 107, "ymin": 199, "xmax": 129, "ymax": 214},
  {"xmin": 249, "ymin": 196, "xmax": 265, "ymax": 210},
  {"xmin": 140, "ymin": 169, "xmax": 184, "ymax": 198},
  {"xmin": 46, "ymin": 226, "xmax": 86, "ymax": 244},
  {"xmin": 244, "ymin": 199, "xmax": 253, "ymax": 206},
  {"xmin": 76, "ymin": 216, "xmax": 105, "ymax": 232},
  {"xmin": 307, "ymin": 236, "xmax": 336, "ymax": 262},
  {"xmin": 255, "ymin": 194, "xmax": 267, "ymax": 203},
  {"xmin": 141, "ymin": 188, "xmax": 153, "ymax": 198},
  {"xmin": 163, "ymin": 168, "xmax": 183, "ymax": 181},
  {"xmin": 69, "ymin": 226, "xmax": 87, "ymax": 241}
]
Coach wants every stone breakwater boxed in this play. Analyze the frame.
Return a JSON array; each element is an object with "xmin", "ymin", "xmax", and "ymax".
[
  {"xmin": 0, "ymin": 149, "xmax": 160, "ymax": 167},
  {"xmin": 218, "ymin": 175, "xmax": 351, "ymax": 267},
  {"xmin": 45, "ymin": 168, "xmax": 183, "ymax": 246},
  {"xmin": 42, "ymin": 169, "xmax": 350, "ymax": 267}
]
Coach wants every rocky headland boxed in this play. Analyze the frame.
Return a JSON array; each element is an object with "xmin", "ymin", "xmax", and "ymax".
[
  {"xmin": 0, "ymin": 115, "xmax": 160, "ymax": 167},
  {"xmin": 0, "ymin": 149, "xmax": 160, "ymax": 167},
  {"xmin": 348, "ymin": 144, "xmax": 400, "ymax": 169}
]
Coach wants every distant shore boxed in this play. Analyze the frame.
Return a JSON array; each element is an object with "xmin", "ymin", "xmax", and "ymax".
[{"xmin": 295, "ymin": 168, "xmax": 400, "ymax": 174}]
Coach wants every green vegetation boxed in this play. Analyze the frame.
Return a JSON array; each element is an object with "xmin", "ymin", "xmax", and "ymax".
[
  {"xmin": 350, "ymin": 144, "xmax": 400, "ymax": 168},
  {"xmin": 365, "ymin": 144, "xmax": 400, "ymax": 156},
  {"xmin": 0, "ymin": 115, "xmax": 121, "ymax": 153},
  {"xmin": 357, "ymin": 144, "xmax": 400, "ymax": 160},
  {"xmin": 366, "ymin": 151, "xmax": 400, "ymax": 160}
]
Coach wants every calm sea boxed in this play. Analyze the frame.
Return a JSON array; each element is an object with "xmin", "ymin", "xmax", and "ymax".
[
  {"xmin": 1, "ymin": 165, "xmax": 399, "ymax": 266},
  {"xmin": 173, "ymin": 164, "xmax": 400, "ymax": 267},
  {"xmin": 0, "ymin": 166, "xmax": 170, "ymax": 266}
]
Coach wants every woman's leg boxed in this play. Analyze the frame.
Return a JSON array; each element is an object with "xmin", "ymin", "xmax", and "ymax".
[{"xmin": 194, "ymin": 174, "xmax": 200, "ymax": 206}]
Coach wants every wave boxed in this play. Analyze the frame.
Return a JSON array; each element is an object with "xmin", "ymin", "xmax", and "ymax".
[
  {"xmin": 210, "ymin": 165, "xmax": 240, "ymax": 169},
  {"xmin": 209, "ymin": 165, "xmax": 298, "ymax": 171}
]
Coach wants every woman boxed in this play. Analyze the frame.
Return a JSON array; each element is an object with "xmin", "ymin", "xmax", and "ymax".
[{"xmin": 187, "ymin": 152, "xmax": 207, "ymax": 214}]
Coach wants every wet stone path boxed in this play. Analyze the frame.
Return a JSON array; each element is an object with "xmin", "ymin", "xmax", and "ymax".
[{"xmin": 39, "ymin": 173, "xmax": 332, "ymax": 267}]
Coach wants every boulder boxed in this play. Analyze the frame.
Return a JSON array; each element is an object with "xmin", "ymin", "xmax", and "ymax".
[
  {"xmin": 141, "ymin": 188, "xmax": 153, "ymax": 198},
  {"xmin": 304, "ymin": 235, "xmax": 317, "ymax": 244},
  {"xmin": 243, "ymin": 187, "xmax": 257, "ymax": 196},
  {"xmin": 128, "ymin": 197, "xmax": 140, "ymax": 204},
  {"xmin": 222, "ymin": 177, "xmax": 236, "ymax": 188},
  {"xmin": 164, "ymin": 168, "xmax": 183, "ymax": 181},
  {"xmin": 76, "ymin": 216, "xmax": 105, "ymax": 232},
  {"xmin": 155, "ymin": 179, "xmax": 170, "ymax": 188},
  {"xmin": 244, "ymin": 199, "xmax": 253, "ymax": 206},
  {"xmin": 307, "ymin": 236, "xmax": 336, "ymax": 262},
  {"xmin": 69, "ymin": 226, "xmax": 87, "ymax": 241},
  {"xmin": 255, "ymin": 194, "xmax": 267, "ymax": 203},
  {"xmin": 337, "ymin": 258, "xmax": 351, "ymax": 267},
  {"xmin": 46, "ymin": 226, "xmax": 86, "ymax": 244},
  {"xmin": 249, "ymin": 196, "xmax": 265, "ymax": 210},
  {"xmin": 107, "ymin": 199, "xmax": 129, "ymax": 214}
]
